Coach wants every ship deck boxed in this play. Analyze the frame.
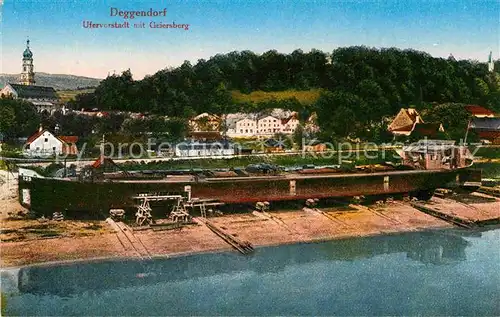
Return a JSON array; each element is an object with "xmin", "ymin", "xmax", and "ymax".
[{"xmin": 109, "ymin": 168, "xmax": 457, "ymax": 184}]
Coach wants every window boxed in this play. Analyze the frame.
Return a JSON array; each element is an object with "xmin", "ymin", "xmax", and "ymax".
[
  {"xmin": 44, "ymin": 138, "xmax": 48, "ymax": 142},
  {"xmin": 240, "ymin": 129, "xmax": 243, "ymax": 133},
  {"xmin": 52, "ymin": 147, "xmax": 56, "ymax": 151}
]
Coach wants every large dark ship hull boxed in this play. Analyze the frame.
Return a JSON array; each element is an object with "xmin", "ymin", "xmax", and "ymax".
[{"xmin": 18, "ymin": 167, "xmax": 480, "ymax": 215}]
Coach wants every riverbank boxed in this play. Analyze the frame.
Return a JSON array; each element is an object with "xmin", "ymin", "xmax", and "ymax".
[
  {"xmin": 0, "ymin": 197, "xmax": 468, "ymax": 268},
  {"xmin": 4, "ymin": 228, "xmax": 499, "ymax": 316},
  {"xmin": 2, "ymin": 195, "xmax": 499, "ymax": 267}
]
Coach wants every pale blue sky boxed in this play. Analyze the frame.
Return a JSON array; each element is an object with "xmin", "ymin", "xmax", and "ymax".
[{"xmin": 1, "ymin": 0, "xmax": 498, "ymax": 79}]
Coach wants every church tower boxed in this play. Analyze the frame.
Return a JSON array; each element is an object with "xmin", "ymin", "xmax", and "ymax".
[
  {"xmin": 20, "ymin": 39, "xmax": 35, "ymax": 85},
  {"xmin": 488, "ymin": 51, "xmax": 494, "ymax": 73}
]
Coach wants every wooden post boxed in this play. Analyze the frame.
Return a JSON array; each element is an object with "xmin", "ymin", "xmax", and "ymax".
[
  {"xmin": 383, "ymin": 176, "xmax": 390, "ymax": 191},
  {"xmin": 290, "ymin": 180, "xmax": 296, "ymax": 196}
]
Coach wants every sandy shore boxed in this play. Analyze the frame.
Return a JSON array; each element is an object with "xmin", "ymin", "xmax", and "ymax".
[{"xmin": 1, "ymin": 199, "xmax": 455, "ymax": 268}]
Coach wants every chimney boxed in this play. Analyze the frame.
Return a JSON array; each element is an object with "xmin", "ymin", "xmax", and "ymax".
[{"xmin": 38, "ymin": 124, "xmax": 43, "ymax": 132}]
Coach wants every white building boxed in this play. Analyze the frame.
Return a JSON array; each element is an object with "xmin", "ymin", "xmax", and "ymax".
[
  {"xmin": 174, "ymin": 141, "xmax": 237, "ymax": 157},
  {"xmin": 258, "ymin": 115, "xmax": 281, "ymax": 136},
  {"xmin": 225, "ymin": 113, "xmax": 257, "ymax": 138},
  {"xmin": 280, "ymin": 114, "xmax": 300, "ymax": 134},
  {"xmin": 24, "ymin": 128, "xmax": 64, "ymax": 157},
  {"xmin": 233, "ymin": 118, "xmax": 258, "ymax": 137},
  {"xmin": 219, "ymin": 109, "xmax": 317, "ymax": 138}
]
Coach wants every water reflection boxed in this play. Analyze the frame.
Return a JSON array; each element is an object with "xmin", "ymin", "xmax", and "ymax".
[{"xmin": 7, "ymin": 230, "xmax": 472, "ymax": 297}]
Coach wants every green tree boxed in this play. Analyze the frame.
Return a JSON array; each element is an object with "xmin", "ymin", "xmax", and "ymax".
[
  {"xmin": 474, "ymin": 78, "xmax": 490, "ymax": 99},
  {"xmin": 422, "ymin": 103, "xmax": 471, "ymax": 141},
  {"xmin": 356, "ymin": 79, "xmax": 390, "ymax": 125},
  {"xmin": 0, "ymin": 98, "xmax": 40, "ymax": 139},
  {"xmin": 95, "ymin": 69, "xmax": 134, "ymax": 111},
  {"xmin": 292, "ymin": 124, "xmax": 305, "ymax": 149},
  {"xmin": 164, "ymin": 118, "xmax": 188, "ymax": 142},
  {"xmin": 314, "ymin": 90, "xmax": 363, "ymax": 139},
  {"xmin": 0, "ymin": 105, "xmax": 15, "ymax": 135}
]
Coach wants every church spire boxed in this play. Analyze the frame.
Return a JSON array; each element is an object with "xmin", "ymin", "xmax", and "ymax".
[
  {"xmin": 20, "ymin": 38, "xmax": 35, "ymax": 85},
  {"xmin": 488, "ymin": 51, "xmax": 494, "ymax": 73}
]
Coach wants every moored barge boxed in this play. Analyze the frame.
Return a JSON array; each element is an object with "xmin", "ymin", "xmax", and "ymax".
[{"xmin": 18, "ymin": 140, "xmax": 481, "ymax": 216}]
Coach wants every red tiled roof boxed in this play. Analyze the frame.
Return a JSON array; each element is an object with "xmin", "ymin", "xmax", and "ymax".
[
  {"xmin": 413, "ymin": 123, "xmax": 443, "ymax": 136},
  {"xmin": 281, "ymin": 118, "xmax": 290, "ymax": 125},
  {"xmin": 26, "ymin": 130, "xmax": 78, "ymax": 145},
  {"xmin": 92, "ymin": 156, "xmax": 104, "ymax": 168},
  {"xmin": 59, "ymin": 136, "xmax": 79, "ymax": 144},
  {"xmin": 477, "ymin": 131, "xmax": 500, "ymax": 139},
  {"xmin": 465, "ymin": 105, "xmax": 495, "ymax": 116},
  {"xmin": 390, "ymin": 124, "xmax": 414, "ymax": 132},
  {"xmin": 91, "ymin": 156, "xmax": 120, "ymax": 169},
  {"xmin": 25, "ymin": 130, "xmax": 46, "ymax": 145},
  {"xmin": 406, "ymin": 109, "xmax": 420, "ymax": 122},
  {"xmin": 281, "ymin": 113, "xmax": 299, "ymax": 125}
]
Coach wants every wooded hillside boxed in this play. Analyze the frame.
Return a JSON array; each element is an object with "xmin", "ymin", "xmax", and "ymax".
[{"xmin": 59, "ymin": 46, "xmax": 500, "ymax": 141}]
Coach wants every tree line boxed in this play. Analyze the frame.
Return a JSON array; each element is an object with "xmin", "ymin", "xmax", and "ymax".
[
  {"xmin": 3, "ymin": 46, "xmax": 499, "ymax": 145},
  {"xmin": 68, "ymin": 46, "xmax": 498, "ymax": 141},
  {"xmin": 0, "ymin": 98, "xmax": 189, "ymax": 150},
  {"xmin": 73, "ymin": 46, "xmax": 498, "ymax": 113}
]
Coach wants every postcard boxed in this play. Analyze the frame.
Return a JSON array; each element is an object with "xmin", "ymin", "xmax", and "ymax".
[{"xmin": 1, "ymin": 0, "xmax": 499, "ymax": 316}]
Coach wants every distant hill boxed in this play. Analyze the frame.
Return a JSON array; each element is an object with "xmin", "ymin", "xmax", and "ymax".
[{"xmin": 0, "ymin": 72, "xmax": 101, "ymax": 90}]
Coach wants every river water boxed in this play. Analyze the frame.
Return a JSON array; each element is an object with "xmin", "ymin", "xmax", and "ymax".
[{"xmin": 2, "ymin": 228, "xmax": 499, "ymax": 316}]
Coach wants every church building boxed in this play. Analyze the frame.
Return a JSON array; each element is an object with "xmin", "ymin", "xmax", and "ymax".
[
  {"xmin": 488, "ymin": 51, "xmax": 495, "ymax": 73},
  {"xmin": 0, "ymin": 40, "xmax": 60, "ymax": 113}
]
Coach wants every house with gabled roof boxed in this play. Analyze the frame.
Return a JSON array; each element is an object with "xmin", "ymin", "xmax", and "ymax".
[
  {"xmin": 470, "ymin": 117, "xmax": 500, "ymax": 144},
  {"xmin": 280, "ymin": 112, "xmax": 300, "ymax": 134},
  {"xmin": 388, "ymin": 108, "xmax": 444, "ymax": 137},
  {"xmin": 24, "ymin": 126, "xmax": 78, "ymax": 157},
  {"xmin": 388, "ymin": 108, "xmax": 424, "ymax": 136},
  {"xmin": 189, "ymin": 113, "xmax": 221, "ymax": 132}
]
